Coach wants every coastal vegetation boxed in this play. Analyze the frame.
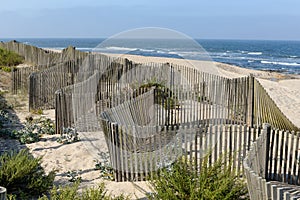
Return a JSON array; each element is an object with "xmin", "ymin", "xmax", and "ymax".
[
  {"xmin": 0, "ymin": 48, "xmax": 23, "ymax": 72},
  {"xmin": 148, "ymin": 153, "xmax": 249, "ymax": 200},
  {"xmin": 1, "ymin": 116, "xmax": 56, "ymax": 144},
  {"xmin": 38, "ymin": 181, "xmax": 130, "ymax": 200},
  {"xmin": 136, "ymin": 80, "xmax": 179, "ymax": 110},
  {"xmin": 0, "ymin": 148, "xmax": 249, "ymax": 199},
  {"xmin": 0, "ymin": 149, "xmax": 56, "ymax": 199},
  {"xmin": 0, "ymin": 150, "xmax": 129, "ymax": 200},
  {"xmin": 57, "ymin": 127, "xmax": 80, "ymax": 144}
]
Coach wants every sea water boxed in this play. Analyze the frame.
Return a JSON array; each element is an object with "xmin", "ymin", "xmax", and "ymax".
[{"xmin": 1, "ymin": 38, "xmax": 300, "ymax": 74}]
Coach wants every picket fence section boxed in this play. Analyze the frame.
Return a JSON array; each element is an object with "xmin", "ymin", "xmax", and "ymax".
[{"xmin": 244, "ymin": 124, "xmax": 300, "ymax": 199}]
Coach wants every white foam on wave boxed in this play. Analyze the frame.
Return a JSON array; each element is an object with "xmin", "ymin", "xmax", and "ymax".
[
  {"xmin": 168, "ymin": 51, "xmax": 180, "ymax": 55},
  {"xmin": 178, "ymin": 51, "xmax": 209, "ymax": 56},
  {"xmin": 105, "ymin": 46, "xmax": 137, "ymax": 51},
  {"xmin": 261, "ymin": 60, "xmax": 300, "ymax": 66},
  {"xmin": 248, "ymin": 52, "xmax": 262, "ymax": 55},
  {"xmin": 139, "ymin": 49, "xmax": 155, "ymax": 52}
]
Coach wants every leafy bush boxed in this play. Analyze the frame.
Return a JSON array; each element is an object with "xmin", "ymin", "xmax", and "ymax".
[
  {"xmin": 136, "ymin": 80, "xmax": 179, "ymax": 110},
  {"xmin": 148, "ymin": 153, "xmax": 249, "ymax": 200},
  {"xmin": 35, "ymin": 117, "xmax": 55, "ymax": 135},
  {"xmin": 0, "ymin": 110, "xmax": 10, "ymax": 128},
  {"xmin": 0, "ymin": 66, "xmax": 15, "ymax": 72},
  {"xmin": 0, "ymin": 149, "xmax": 56, "ymax": 198},
  {"xmin": 10, "ymin": 117, "xmax": 55, "ymax": 144},
  {"xmin": 66, "ymin": 170, "xmax": 82, "ymax": 182},
  {"xmin": 31, "ymin": 109, "xmax": 44, "ymax": 115},
  {"xmin": 12, "ymin": 122, "xmax": 40, "ymax": 143},
  {"xmin": 38, "ymin": 181, "xmax": 130, "ymax": 200},
  {"xmin": 57, "ymin": 127, "xmax": 80, "ymax": 144},
  {"xmin": 0, "ymin": 48, "xmax": 24, "ymax": 67},
  {"xmin": 94, "ymin": 152, "xmax": 114, "ymax": 181}
]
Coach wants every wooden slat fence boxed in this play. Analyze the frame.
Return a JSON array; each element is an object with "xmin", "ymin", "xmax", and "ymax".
[
  {"xmin": 78, "ymin": 61, "xmax": 250, "ymax": 131},
  {"xmin": 11, "ymin": 63, "xmax": 64, "ymax": 94},
  {"xmin": 40, "ymin": 59, "xmax": 298, "ymax": 137},
  {"xmin": 101, "ymin": 112, "xmax": 261, "ymax": 182},
  {"xmin": 244, "ymin": 124, "xmax": 300, "ymax": 199},
  {"xmin": 55, "ymin": 71, "xmax": 101, "ymax": 134},
  {"xmin": 55, "ymin": 54, "xmax": 129, "ymax": 134},
  {"xmin": 0, "ymin": 40, "xmax": 88, "ymax": 96},
  {"xmin": 29, "ymin": 60, "xmax": 81, "ymax": 110},
  {"xmin": 266, "ymin": 129, "xmax": 300, "ymax": 185},
  {"xmin": 55, "ymin": 54, "xmax": 125, "ymax": 134},
  {"xmin": 55, "ymin": 86, "xmax": 74, "ymax": 135},
  {"xmin": 252, "ymin": 77, "xmax": 299, "ymax": 131},
  {"xmin": 0, "ymin": 40, "xmax": 87, "ymax": 66}
]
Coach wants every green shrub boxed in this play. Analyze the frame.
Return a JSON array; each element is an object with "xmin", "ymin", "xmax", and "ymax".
[
  {"xmin": 0, "ymin": 110, "xmax": 10, "ymax": 128},
  {"xmin": 136, "ymin": 80, "xmax": 179, "ymax": 110},
  {"xmin": 38, "ymin": 181, "xmax": 130, "ymax": 200},
  {"xmin": 31, "ymin": 109, "xmax": 44, "ymax": 115},
  {"xmin": 35, "ymin": 117, "xmax": 55, "ymax": 135},
  {"xmin": 94, "ymin": 151, "xmax": 115, "ymax": 181},
  {"xmin": 11, "ymin": 117, "xmax": 55, "ymax": 144},
  {"xmin": 57, "ymin": 127, "xmax": 80, "ymax": 144},
  {"xmin": 0, "ymin": 48, "xmax": 24, "ymax": 67},
  {"xmin": 66, "ymin": 170, "xmax": 82, "ymax": 183},
  {"xmin": 148, "ymin": 153, "xmax": 249, "ymax": 200},
  {"xmin": 0, "ymin": 66, "xmax": 15, "ymax": 72},
  {"xmin": 0, "ymin": 149, "xmax": 56, "ymax": 198}
]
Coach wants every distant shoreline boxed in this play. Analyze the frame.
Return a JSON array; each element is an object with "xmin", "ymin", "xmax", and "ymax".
[
  {"xmin": 42, "ymin": 47, "xmax": 300, "ymax": 81},
  {"xmin": 4, "ymin": 39, "xmax": 300, "ymax": 74}
]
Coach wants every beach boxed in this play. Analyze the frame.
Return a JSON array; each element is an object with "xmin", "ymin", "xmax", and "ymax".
[{"xmin": 1, "ymin": 53, "xmax": 300, "ymax": 199}]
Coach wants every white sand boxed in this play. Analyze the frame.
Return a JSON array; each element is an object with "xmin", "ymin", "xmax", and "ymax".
[{"xmin": 16, "ymin": 54, "xmax": 299, "ymax": 199}]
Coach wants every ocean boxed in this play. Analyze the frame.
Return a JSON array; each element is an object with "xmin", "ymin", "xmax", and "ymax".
[{"xmin": 1, "ymin": 38, "xmax": 300, "ymax": 74}]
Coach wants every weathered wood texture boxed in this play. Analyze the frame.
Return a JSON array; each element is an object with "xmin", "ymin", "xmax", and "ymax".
[
  {"xmin": 0, "ymin": 40, "xmax": 87, "ymax": 66},
  {"xmin": 0, "ymin": 40, "xmax": 87, "ymax": 95},
  {"xmin": 53, "ymin": 58, "xmax": 297, "ymax": 136},
  {"xmin": 244, "ymin": 124, "xmax": 300, "ymax": 199},
  {"xmin": 29, "ymin": 60, "xmax": 81, "ymax": 110},
  {"xmin": 252, "ymin": 76, "xmax": 298, "ymax": 131},
  {"xmin": 101, "ymin": 119, "xmax": 260, "ymax": 181}
]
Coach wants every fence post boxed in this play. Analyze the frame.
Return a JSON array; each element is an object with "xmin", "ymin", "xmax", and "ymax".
[
  {"xmin": 248, "ymin": 74, "xmax": 255, "ymax": 128},
  {"xmin": 28, "ymin": 73, "xmax": 35, "ymax": 111},
  {"xmin": 263, "ymin": 123, "xmax": 271, "ymax": 180},
  {"xmin": 55, "ymin": 89, "xmax": 62, "ymax": 135},
  {"xmin": 11, "ymin": 69, "xmax": 15, "ymax": 94}
]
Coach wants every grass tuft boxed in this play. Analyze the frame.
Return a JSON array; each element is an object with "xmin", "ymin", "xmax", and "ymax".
[{"xmin": 0, "ymin": 48, "xmax": 24, "ymax": 68}]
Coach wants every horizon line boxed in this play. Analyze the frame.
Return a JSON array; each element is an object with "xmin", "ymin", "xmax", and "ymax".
[{"xmin": 1, "ymin": 37, "xmax": 300, "ymax": 42}]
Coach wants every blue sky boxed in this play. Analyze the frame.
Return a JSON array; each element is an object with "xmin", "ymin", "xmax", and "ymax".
[{"xmin": 1, "ymin": 0, "xmax": 300, "ymax": 40}]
